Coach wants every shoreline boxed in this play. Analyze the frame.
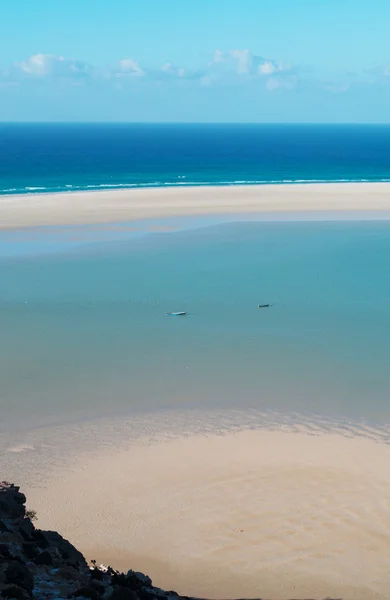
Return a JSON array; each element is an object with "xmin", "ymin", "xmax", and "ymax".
[
  {"xmin": 2, "ymin": 182, "xmax": 390, "ymax": 229},
  {"xmin": 2, "ymin": 177, "xmax": 390, "ymax": 196}
]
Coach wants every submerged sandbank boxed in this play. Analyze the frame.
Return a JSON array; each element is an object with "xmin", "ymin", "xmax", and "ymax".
[
  {"xmin": 2, "ymin": 182, "xmax": 390, "ymax": 229},
  {"xmin": 24, "ymin": 426, "xmax": 390, "ymax": 600}
]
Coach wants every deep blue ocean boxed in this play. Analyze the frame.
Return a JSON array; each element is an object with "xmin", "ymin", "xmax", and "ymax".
[{"xmin": 1, "ymin": 123, "xmax": 390, "ymax": 194}]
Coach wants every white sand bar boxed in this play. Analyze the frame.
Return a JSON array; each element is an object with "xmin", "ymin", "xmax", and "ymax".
[
  {"xmin": 1, "ymin": 182, "xmax": 390, "ymax": 229},
  {"xmin": 27, "ymin": 429, "xmax": 390, "ymax": 600}
]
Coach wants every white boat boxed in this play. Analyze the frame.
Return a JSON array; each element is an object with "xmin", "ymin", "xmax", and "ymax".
[{"xmin": 166, "ymin": 311, "xmax": 187, "ymax": 316}]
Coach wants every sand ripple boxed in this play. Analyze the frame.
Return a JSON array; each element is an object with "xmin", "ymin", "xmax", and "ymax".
[{"xmin": 2, "ymin": 410, "xmax": 389, "ymax": 600}]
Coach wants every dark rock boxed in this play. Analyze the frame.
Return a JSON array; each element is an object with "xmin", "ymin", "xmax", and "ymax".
[
  {"xmin": 0, "ymin": 543, "xmax": 13, "ymax": 559},
  {"xmin": 141, "ymin": 587, "xmax": 178, "ymax": 600},
  {"xmin": 18, "ymin": 519, "xmax": 35, "ymax": 540},
  {"xmin": 30, "ymin": 530, "xmax": 49, "ymax": 549},
  {"xmin": 90, "ymin": 567, "xmax": 104, "ymax": 581},
  {"xmin": 0, "ymin": 487, "xmax": 26, "ymax": 520},
  {"xmin": 0, "ymin": 532, "xmax": 24, "ymax": 550},
  {"xmin": 4, "ymin": 560, "xmax": 34, "ymax": 594},
  {"xmin": 34, "ymin": 549, "xmax": 53, "ymax": 566},
  {"xmin": 1, "ymin": 584, "xmax": 32, "ymax": 600},
  {"xmin": 91, "ymin": 582, "xmax": 106, "ymax": 596},
  {"xmin": 109, "ymin": 588, "xmax": 139, "ymax": 600},
  {"xmin": 21, "ymin": 543, "xmax": 38, "ymax": 560},
  {"xmin": 111, "ymin": 572, "xmax": 131, "ymax": 588},
  {"xmin": 125, "ymin": 571, "xmax": 152, "ymax": 590},
  {"xmin": 42, "ymin": 531, "xmax": 87, "ymax": 568},
  {"xmin": 73, "ymin": 586, "xmax": 100, "ymax": 599},
  {"xmin": 56, "ymin": 565, "xmax": 86, "ymax": 582},
  {"xmin": 0, "ymin": 520, "xmax": 9, "ymax": 533},
  {"xmin": 134, "ymin": 573, "xmax": 152, "ymax": 587},
  {"xmin": 18, "ymin": 530, "xmax": 30, "ymax": 543},
  {"xmin": 137, "ymin": 590, "xmax": 158, "ymax": 600}
]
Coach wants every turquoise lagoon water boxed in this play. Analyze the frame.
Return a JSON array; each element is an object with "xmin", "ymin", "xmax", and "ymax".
[{"xmin": 0, "ymin": 217, "xmax": 389, "ymax": 434}]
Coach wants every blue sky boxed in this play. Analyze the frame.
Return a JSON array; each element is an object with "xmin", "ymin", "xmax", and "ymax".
[{"xmin": 1, "ymin": 0, "xmax": 390, "ymax": 122}]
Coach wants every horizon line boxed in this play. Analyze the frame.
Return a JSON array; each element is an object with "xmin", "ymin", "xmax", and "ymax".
[{"xmin": 2, "ymin": 121, "xmax": 390, "ymax": 126}]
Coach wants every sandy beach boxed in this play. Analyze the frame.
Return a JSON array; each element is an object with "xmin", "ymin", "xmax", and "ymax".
[
  {"xmin": 1, "ymin": 182, "xmax": 390, "ymax": 229},
  {"xmin": 20, "ymin": 423, "xmax": 390, "ymax": 600}
]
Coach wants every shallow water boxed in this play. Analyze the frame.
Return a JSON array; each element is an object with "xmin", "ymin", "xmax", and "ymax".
[{"xmin": 1, "ymin": 218, "xmax": 390, "ymax": 433}]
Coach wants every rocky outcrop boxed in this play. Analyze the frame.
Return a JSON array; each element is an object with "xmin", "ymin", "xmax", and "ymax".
[{"xmin": 0, "ymin": 482, "xmax": 186, "ymax": 600}]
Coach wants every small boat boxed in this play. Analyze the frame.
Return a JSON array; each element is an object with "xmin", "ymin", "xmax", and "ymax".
[
  {"xmin": 258, "ymin": 304, "xmax": 271, "ymax": 308},
  {"xmin": 166, "ymin": 311, "xmax": 187, "ymax": 316}
]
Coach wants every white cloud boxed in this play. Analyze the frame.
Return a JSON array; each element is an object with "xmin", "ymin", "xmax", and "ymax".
[
  {"xmin": 209, "ymin": 49, "xmax": 285, "ymax": 82},
  {"xmin": 1, "ymin": 50, "xmax": 336, "ymax": 93},
  {"xmin": 161, "ymin": 62, "xmax": 185, "ymax": 77},
  {"xmin": 229, "ymin": 49, "xmax": 253, "ymax": 74},
  {"xmin": 19, "ymin": 54, "xmax": 57, "ymax": 76},
  {"xmin": 4, "ymin": 50, "xmax": 294, "ymax": 89},
  {"xmin": 117, "ymin": 58, "xmax": 144, "ymax": 77},
  {"xmin": 4, "ymin": 50, "xmax": 390, "ymax": 96},
  {"xmin": 258, "ymin": 60, "xmax": 279, "ymax": 75},
  {"xmin": 210, "ymin": 49, "xmax": 253, "ymax": 75},
  {"xmin": 212, "ymin": 49, "xmax": 224, "ymax": 64},
  {"xmin": 17, "ymin": 54, "xmax": 93, "ymax": 78},
  {"xmin": 266, "ymin": 74, "xmax": 298, "ymax": 91}
]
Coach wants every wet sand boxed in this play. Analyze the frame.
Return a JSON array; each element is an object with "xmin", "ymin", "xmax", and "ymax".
[
  {"xmin": 2, "ymin": 182, "xmax": 390, "ymax": 229},
  {"xmin": 24, "ymin": 426, "xmax": 390, "ymax": 600}
]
